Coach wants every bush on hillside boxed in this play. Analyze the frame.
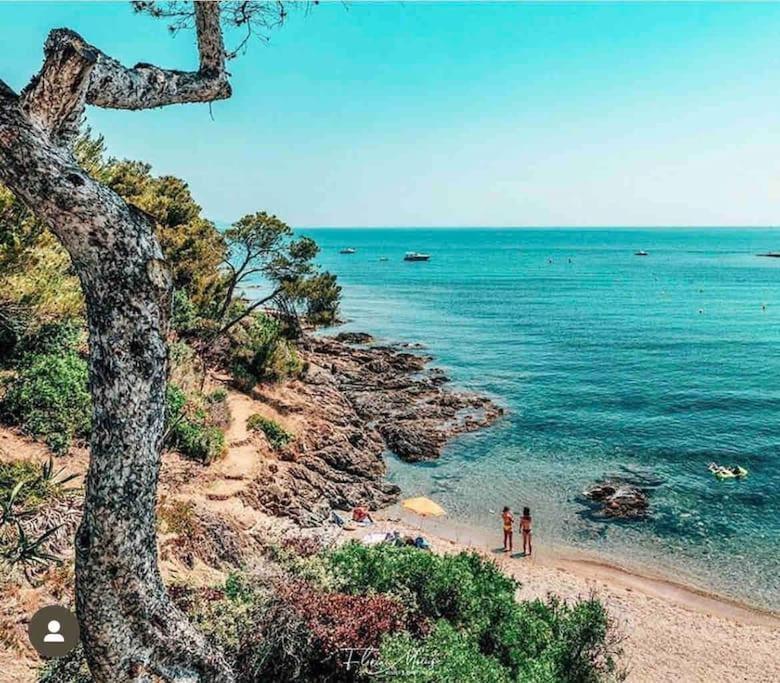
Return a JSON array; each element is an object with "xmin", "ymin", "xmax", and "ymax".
[
  {"xmin": 1, "ymin": 352, "xmax": 90, "ymax": 455},
  {"xmin": 165, "ymin": 384, "xmax": 226, "ymax": 464},
  {"xmin": 327, "ymin": 543, "xmax": 624, "ymax": 682},
  {"xmin": 379, "ymin": 620, "xmax": 511, "ymax": 682},
  {"xmin": 13, "ymin": 320, "xmax": 83, "ymax": 362},
  {"xmin": 229, "ymin": 314, "xmax": 303, "ymax": 390},
  {"xmin": 328, "ymin": 543, "xmax": 517, "ymax": 629},
  {"xmin": 103, "ymin": 542, "xmax": 621, "ymax": 683},
  {"xmin": 246, "ymin": 414, "xmax": 292, "ymax": 450},
  {"xmin": 171, "ymin": 289, "xmax": 200, "ymax": 333},
  {"xmin": 175, "ymin": 421, "xmax": 225, "ymax": 464}
]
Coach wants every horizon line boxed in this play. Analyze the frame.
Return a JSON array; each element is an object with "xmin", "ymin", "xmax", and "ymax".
[{"xmin": 285, "ymin": 225, "xmax": 780, "ymax": 230}]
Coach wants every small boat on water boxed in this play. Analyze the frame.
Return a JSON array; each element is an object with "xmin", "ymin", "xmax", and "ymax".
[
  {"xmin": 339, "ymin": 248, "xmax": 356, "ymax": 254},
  {"xmin": 757, "ymin": 252, "xmax": 780, "ymax": 258},
  {"xmin": 404, "ymin": 252, "xmax": 430, "ymax": 262},
  {"xmin": 635, "ymin": 250, "xmax": 649, "ymax": 256}
]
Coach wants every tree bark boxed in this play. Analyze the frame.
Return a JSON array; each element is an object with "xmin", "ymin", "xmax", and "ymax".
[
  {"xmin": 1, "ymin": 3, "xmax": 236, "ymax": 680},
  {"xmin": 0, "ymin": 80, "xmax": 233, "ymax": 683}
]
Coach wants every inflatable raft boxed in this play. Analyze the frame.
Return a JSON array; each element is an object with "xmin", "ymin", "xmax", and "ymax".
[{"xmin": 708, "ymin": 463, "xmax": 748, "ymax": 480}]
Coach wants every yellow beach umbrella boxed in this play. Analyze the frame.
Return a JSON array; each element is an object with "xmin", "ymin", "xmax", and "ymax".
[{"xmin": 402, "ymin": 496, "xmax": 446, "ymax": 517}]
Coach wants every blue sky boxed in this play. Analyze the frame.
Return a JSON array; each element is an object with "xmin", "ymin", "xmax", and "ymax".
[{"xmin": 3, "ymin": 1, "xmax": 780, "ymax": 227}]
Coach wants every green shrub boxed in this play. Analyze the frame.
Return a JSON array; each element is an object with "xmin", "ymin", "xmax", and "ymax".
[
  {"xmin": 328, "ymin": 543, "xmax": 516, "ymax": 630},
  {"xmin": 511, "ymin": 595, "xmax": 623, "ymax": 683},
  {"xmin": 171, "ymin": 289, "xmax": 199, "ymax": 333},
  {"xmin": 379, "ymin": 621, "xmax": 511, "ymax": 682},
  {"xmin": 247, "ymin": 414, "xmax": 292, "ymax": 450},
  {"xmin": 14, "ymin": 320, "xmax": 82, "ymax": 362},
  {"xmin": 165, "ymin": 384, "xmax": 226, "ymax": 464},
  {"xmin": 208, "ymin": 388, "xmax": 228, "ymax": 404},
  {"xmin": 175, "ymin": 421, "xmax": 225, "ymax": 464},
  {"xmin": 230, "ymin": 314, "xmax": 303, "ymax": 389},
  {"xmin": 1, "ymin": 352, "xmax": 90, "ymax": 454},
  {"xmin": 230, "ymin": 363, "xmax": 258, "ymax": 393},
  {"xmin": 327, "ymin": 543, "xmax": 623, "ymax": 682},
  {"xmin": 166, "ymin": 384, "xmax": 188, "ymax": 423},
  {"xmin": 225, "ymin": 572, "xmax": 259, "ymax": 604}
]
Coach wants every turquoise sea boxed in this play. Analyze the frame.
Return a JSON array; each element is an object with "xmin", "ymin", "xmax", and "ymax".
[{"xmin": 299, "ymin": 228, "xmax": 780, "ymax": 610}]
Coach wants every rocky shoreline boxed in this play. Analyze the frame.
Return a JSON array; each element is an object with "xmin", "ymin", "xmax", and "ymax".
[{"xmin": 239, "ymin": 333, "xmax": 503, "ymax": 526}]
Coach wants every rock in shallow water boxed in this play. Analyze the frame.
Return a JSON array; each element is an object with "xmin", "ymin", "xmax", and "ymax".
[
  {"xmin": 583, "ymin": 480, "xmax": 650, "ymax": 519},
  {"xmin": 333, "ymin": 331, "xmax": 374, "ymax": 344}
]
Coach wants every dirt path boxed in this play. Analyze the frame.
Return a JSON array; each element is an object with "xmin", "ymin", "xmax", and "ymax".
[{"xmin": 203, "ymin": 390, "xmax": 259, "ymax": 498}]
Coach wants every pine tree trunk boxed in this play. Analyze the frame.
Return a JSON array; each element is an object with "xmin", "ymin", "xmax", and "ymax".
[
  {"xmin": 0, "ymin": 81, "xmax": 233, "ymax": 683},
  {"xmin": 74, "ymin": 216, "xmax": 233, "ymax": 682}
]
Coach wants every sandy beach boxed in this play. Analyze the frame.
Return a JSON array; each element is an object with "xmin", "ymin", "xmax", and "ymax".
[{"xmin": 344, "ymin": 508, "xmax": 780, "ymax": 683}]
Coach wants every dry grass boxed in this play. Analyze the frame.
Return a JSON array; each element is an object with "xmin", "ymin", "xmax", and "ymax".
[{"xmin": 159, "ymin": 498, "xmax": 246, "ymax": 569}]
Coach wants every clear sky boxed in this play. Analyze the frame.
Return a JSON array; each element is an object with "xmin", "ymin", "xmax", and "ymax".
[{"xmin": 3, "ymin": 1, "xmax": 780, "ymax": 227}]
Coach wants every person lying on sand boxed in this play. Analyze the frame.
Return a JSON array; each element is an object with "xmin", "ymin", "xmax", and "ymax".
[
  {"xmin": 520, "ymin": 506, "xmax": 533, "ymax": 556},
  {"xmin": 502, "ymin": 506, "xmax": 514, "ymax": 553},
  {"xmin": 352, "ymin": 506, "xmax": 375, "ymax": 525}
]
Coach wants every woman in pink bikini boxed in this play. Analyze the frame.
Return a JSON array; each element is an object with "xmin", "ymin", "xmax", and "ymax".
[{"xmin": 520, "ymin": 506, "xmax": 532, "ymax": 556}]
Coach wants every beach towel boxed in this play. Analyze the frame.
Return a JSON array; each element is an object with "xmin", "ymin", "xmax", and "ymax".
[{"xmin": 362, "ymin": 532, "xmax": 388, "ymax": 546}]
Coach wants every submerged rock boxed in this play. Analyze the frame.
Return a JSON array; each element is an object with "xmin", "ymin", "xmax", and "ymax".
[
  {"xmin": 334, "ymin": 331, "xmax": 375, "ymax": 345},
  {"xmin": 583, "ymin": 480, "xmax": 650, "ymax": 519}
]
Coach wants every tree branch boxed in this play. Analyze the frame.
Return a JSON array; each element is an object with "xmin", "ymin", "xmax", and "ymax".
[
  {"xmin": 20, "ymin": 30, "xmax": 98, "ymax": 144},
  {"xmin": 195, "ymin": 0, "xmax": 226, "ymax": 76},
  {"xmin": 92, "ymin": 2, "xmax": 229, "ymax": 110},
  {"xmin": 20, "ymin": 2, "xmax": 230, "ymax": 145},
  {"xmin": 216, "ymin": 287, "xmax": 282, "ymax": 338}
]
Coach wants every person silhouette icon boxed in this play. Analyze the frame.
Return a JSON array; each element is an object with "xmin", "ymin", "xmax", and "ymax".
[
  {"xmin": 43, "ymin": 620, "xmax": 65, "ymax": 643},
  {"xmin": 28, "ymin": 604, "xmax": 79, "ymax": 657}
]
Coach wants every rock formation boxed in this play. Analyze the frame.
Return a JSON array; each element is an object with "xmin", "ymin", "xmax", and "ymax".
[
  {"xmin": 582, "ymin": 480, "xmax": 650, "ymax": 519},
  {"xmin": 238, "ymin": 334, "xmax": 503, "ymax": 525}
]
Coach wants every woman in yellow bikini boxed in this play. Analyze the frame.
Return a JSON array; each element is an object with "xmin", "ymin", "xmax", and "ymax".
[
  {"xmin": 520, "ymin": 506, "xmax": 533, "ymax": 556},
  {"xmin": 501, "ymin": 506, "xmax": 514, "ymax": 553}
]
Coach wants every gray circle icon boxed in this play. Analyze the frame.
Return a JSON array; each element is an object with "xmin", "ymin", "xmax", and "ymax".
[{"xmin": 28, "ymin": 605, "xmax": 80, "ymax": 658}]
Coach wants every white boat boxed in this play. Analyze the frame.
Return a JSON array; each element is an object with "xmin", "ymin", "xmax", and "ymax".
[
  {"xmin": 339, "ymin": 248, "xmax": 356, "ymax": 254},
  {"xmin": 634, "ymin": 250, "xmax": 648, "ymax": 256},
  {"xmin": 404, "ymin": 252, "xmax": 430, "ymax": 262}
]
